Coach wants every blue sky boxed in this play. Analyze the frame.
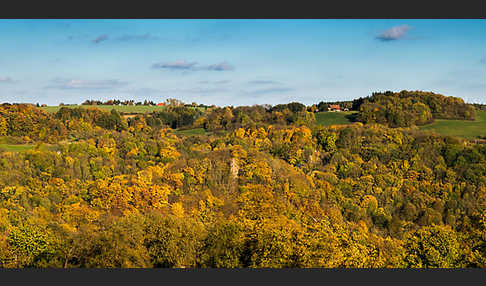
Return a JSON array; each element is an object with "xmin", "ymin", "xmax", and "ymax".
[{"xmin": 1, "ymin": 19, "xmax": 486, "ymax": 106}]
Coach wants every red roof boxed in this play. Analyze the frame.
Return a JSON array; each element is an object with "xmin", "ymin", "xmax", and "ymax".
[{"xmin": 329, "ymin": 104, "xmax": 340, "ymax": 109}]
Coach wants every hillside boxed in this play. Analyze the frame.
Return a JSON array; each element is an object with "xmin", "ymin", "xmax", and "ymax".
[
  {"xmin": 354, "ymin": 91, "xmax": 475, "ymax": 127},
  {"xmin": 420, "ymin": 110, "xmax": 486, "ymax": 139},
  {"xmin": 0, "ymin": 96, "xmax": 485, "ymax": 268}
]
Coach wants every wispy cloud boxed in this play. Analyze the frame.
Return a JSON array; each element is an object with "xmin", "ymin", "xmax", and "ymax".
[
  {"xmin": 376, "ymin": 25, "xmax": 411, "ymax": 41},
  {"xmin": 247, "ymin": 87, "xmax": 294, "ymax": 95},
  {"xmin": 183, "ymin": 87, "xmax": 229, "ymax": 94},
  {"xmin": 202, "ymin": 62, "xmax": 234, "ymax": 71},
  {"xmin": 92, "ymin": 34, "xmax": 108, "ymax": 44},
  {"xmin": 198, "ymin": 80, "xmax": 231, "ymax": 85},
  {"xmin": 152, "ymin": 60, "xmax": 198, "ymax": 70},
  {"xmin": 432, "ymin": 69, "xmax": 486, "ymax": 93},
  {"xmin": 49, "ymin": 58, "xmax": 62, "ymax": 64},
  {"xmin": 248, "ymin": 80, "xmax": 281, "ymax": 85},
  {"xmin": 152, "ymin": 60, "xmax": 234, "ymax": 72},
  {"xmin": 0, "ymin": 76, "xmax": 14, "ymax": 83},
  {"xmin": 127, "ymin": 87, "xmax": 161, "ymax": 94},
  {"xmin": 123, "ymin": 86, "xmax": 229, "ymax": 97},
  {"xmin": 13, "ymin": 90, "xmax": 28, "ymax": 95},
  {"xmin": 116, "ymin": 33, "xmax": 155, "ymax": 41},
  {"xmin": 46, "ymin": 78, "xmax": 128, "ymax": 90}
]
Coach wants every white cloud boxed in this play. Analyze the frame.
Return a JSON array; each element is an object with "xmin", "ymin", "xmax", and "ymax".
[{"xmin": 376, "ymin": 25, "xmax": 411, "ymax": 41}]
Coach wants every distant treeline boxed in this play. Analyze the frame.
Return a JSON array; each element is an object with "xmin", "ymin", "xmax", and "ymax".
[
  {"xmin": 1, "ymin": 91, "xmax": 483, "ymax": 144},
  {"xmin": 81, "ymin": 99, "xmax": 156, "ymax": 106},
  {"xmin": 135, "ymin": 102, "xmax": 314, "ymax": 131},
  {"xmin": 78, "ymin": 98, "xmax": 211, "ymax": 108},
  {"xmin": 0, "ymin": 101, "xmax": 316, "ymax": 144},
  {"xmin": 472, "ymin": 103, "xmax": 486, "ymax": 111}
]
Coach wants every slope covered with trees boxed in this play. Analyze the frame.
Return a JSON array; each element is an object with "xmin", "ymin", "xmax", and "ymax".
[
  {"xmin": 0, "ymin": 92, "xmax": 485, "ymax": 268},
  {"xmin": 354, "ymin": 91, "xmax": 475, "ymax": 127}
]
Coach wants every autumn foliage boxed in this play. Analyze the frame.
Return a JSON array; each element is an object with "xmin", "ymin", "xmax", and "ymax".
[{"xmin": 0, "ymin": 92, "xmax": 485, "ymax": 268}]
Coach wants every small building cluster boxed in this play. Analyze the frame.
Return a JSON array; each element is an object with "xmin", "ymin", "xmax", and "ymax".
[
  {"xmin": 327, "ymin": 104, "xmax": 349, "ymax": 112},
  {"xmin": 328, "ymin": 104, "xmax": 341, "ymax": 112}
]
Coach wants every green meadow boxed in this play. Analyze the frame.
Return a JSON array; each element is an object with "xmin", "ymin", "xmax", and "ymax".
[
  {"xmin": 315, "ymin": 110, "xmax": 486, "ymax": 139},
  {"xmin": 0, "ymin": 144, "xmax": 35, "ymax": 152},
  {"xmin": 174, "ymin": 128, "xmax": 211, "ymax": 136},
  {"xmin": 314, "ymin": 111, "xmax": 357, "ymax": 126},
  {"xmin": 420, "ymin": 110, "xmax": 486, "ymax": 139}
]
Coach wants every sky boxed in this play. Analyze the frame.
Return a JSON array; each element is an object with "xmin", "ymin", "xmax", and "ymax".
[{"xmin": 1, "ymin": 19, "xmax": 486, "ymax": 106}]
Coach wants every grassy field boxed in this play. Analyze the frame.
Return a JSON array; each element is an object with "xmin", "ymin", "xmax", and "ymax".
[
  {"xmin": 420, "ymin": 110, "xmax": 486, "ymax": 139},
  {"xmin": 174, "ymin": 128, "xmax": 211, "ymax": 136},
  {"xmin": 315, "ymin": 111, "xmax": 357, "ymax": 126},
  {"xmin": 315, "ymin": 110, "xmax": 486, "ymax": 139},
  {"xmin": 0, "ymin": 144, "xmax": 35, "ymax": 152},
  {"xmin": 40, "ymin": 105, "xmax": 207, "ymax": 114}
]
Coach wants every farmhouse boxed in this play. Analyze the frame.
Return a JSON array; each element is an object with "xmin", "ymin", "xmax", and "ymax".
[
  {"xmin": 328, "ymin": 104, "xmax": 341, "ymax": 112},
  {"xmin": 157, "ymin": 102, "xmax": 165, "ymax": 106}
]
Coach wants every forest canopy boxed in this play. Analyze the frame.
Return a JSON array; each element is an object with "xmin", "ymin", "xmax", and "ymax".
[
  {"xmin": 0, "ymin": 91, "xmax": 485, "ymax": 268},
  {"xmin": 353, "ymin": 91, "xmax": 476, "ymax": 127}
]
